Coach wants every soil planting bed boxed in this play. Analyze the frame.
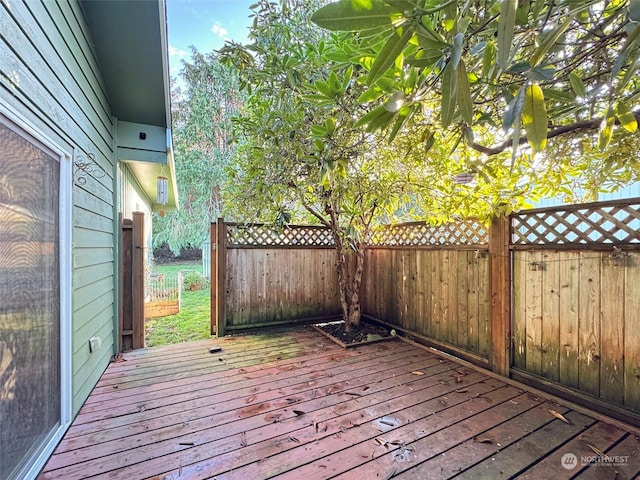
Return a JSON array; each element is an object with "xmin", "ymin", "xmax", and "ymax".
[{"xmin": 312, "ymin": 320, "xmax": 396, "ymax": 348}]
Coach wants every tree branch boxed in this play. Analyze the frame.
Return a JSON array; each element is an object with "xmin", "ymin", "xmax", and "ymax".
[{"xmin": 470, "ymin": 113, "xmax": 640, "ymax": 156}]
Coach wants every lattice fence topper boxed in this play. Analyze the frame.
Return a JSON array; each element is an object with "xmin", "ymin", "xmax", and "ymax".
[
  {"xmin": 226, "ymin": 223, "xmax": 335, "ymax": 247},
  {"xmin": 368, "ymin": 219, "xmax": 489, "ymax": 246},
  {"xmin": 511, "ymin": 199, "xmax": 640, "ymax": 245}
]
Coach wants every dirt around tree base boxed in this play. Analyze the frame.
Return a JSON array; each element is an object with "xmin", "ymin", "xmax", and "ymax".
[{"xmin": 313, "ymin": 320, "xmax": 396, "ymax": 348}]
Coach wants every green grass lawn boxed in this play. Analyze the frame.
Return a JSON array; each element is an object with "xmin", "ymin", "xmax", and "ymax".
[{"xmin": 145, "ymin": 260, "xmax": 212, "ymax": 347}]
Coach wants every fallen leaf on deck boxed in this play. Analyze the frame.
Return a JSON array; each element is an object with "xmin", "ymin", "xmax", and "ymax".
[
  {"xmin": 240, "ymin": 432, "xmax": 247, "ymax": 447},
  {"xmin": 384, "ymin": 468, "xmax": 398, "ymax": 480},
  {"xmin": 245, "ymin": 395, "xmax": 256, "ymax": 404},
  {"xmin": 586, "ymin": 443, "xmax": 606, "ymax": 456},
  {"xmin": 455, "ymin": 375, "xmax": 464, "ymax": 383},
  {"xmin": 293, "ymin": 410, "xmax": 306, "ymax": 416},
  {"xmin": 178, "ymin": 441, "xmax": 195, "ymax": 446},
  {"xmin": 208, "ymin": 346, "xmax": 222, "ymax": 353},
  {"xmin": 411, "ymin": 371, "xmax": 424, "ymax": 375},
  {"xmin": 264, "ymin": 413, "xmax": 283, "ymax": 423},
  {"xmin": 455, "ymin": 388, "xmax": 468, "ymax": 393},
  {"xmin": 363, "ymin": 386, "xmax": 370, "ymax": 391},
  {"xmin": 548, "ymin": 409, "xmax": 571, "ymax": 424},
  {"xmin": 474, "ymin": 436, "xmax": 493, "ymax": 444},
  {"xmin": 375, "ymin": 437, "xmax": 388, "ymax": 447}
]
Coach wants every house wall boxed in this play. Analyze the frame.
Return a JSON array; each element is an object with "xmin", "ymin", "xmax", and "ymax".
[
  {"xmin": 1, "ymin": 0, "xmax": 117, "ymax": 414},
  {"xmin": 119, "ymin": 163, "xmax": 153, "ymax": 263}
]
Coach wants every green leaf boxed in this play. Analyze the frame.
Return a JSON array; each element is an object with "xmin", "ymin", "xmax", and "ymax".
[
  {"xmin": 388, "ymin": 108, "xmax": 410, "ymax": 142},
  {"xmin": 615, "ymin": 101, "xmax": 638, "ymax": 132},
  {"xmin": 324, "ymin": 117, "xmax": 336, "ymax": 135},
  {"xmin": 522, "ymin": 84, "xmax": 547, "ymax": 152},
  {"xmin": 482, "ymin": 41, "xmax": 496, "ymax": 79},
  {"xmin": 357, "ymin": 87, "xmax": 385, "ymax": 103},
  {"xmin": 528, "ymin": 65, "xmax": 555, "ymax": 81},
  {"xmin": 503, "ymin": 86, "xmax": 525, "ymax": 131},
  {"xmin": 456, "ymin": 60, "xmax": 473, "ymax": 124},
  {"xmin": 616, "ymin": 51, "xmax": 639, "ymax": 93},
  {"xmin": 367, "ymin": 25, "xmax": 415, "ymax": 84},
  {"xmin": 355, "ymin": 104, "xmax": 392, "ymax": 129},
  {"xmin": 441, "ymin": 60, "xmax": 457, "ymax": 128},
  {"xmin": 529, "ymin": 14, "xmax": 576, "ymax": 66},
  {"xmin": 406, "ymin": 49, "xmax": 443, "ymax": 68},
  {"xmin": 598, "ymin": 106, "xmax": 615, "ymax": 149},
  {"xmin": 314, "ymin": 80, "xmax": 334, "ymax": 98},
  {"xmin": 612, "ymin": 24, "xmax": 640, "ymax": 79},
  {"xmin": 342, "ymin": 66, "xmax": 354, "ymax": 90},
  {"xmin": 422, "ymin": 128, "xmax": 436, "ymax": 153},
  {"xmin": 569, "ymin": 72, "xmax": 586, "ymax": 98},
  {"xmin": 541, "ymin": 88, "xmax": 575, "ymax": 103},
  {"xmin": 450, "ymin": 33, "xmax": 464, "ymax": 70},
  {"xmin": 497, "ymin": 0, "xmax": 517, "ymax": 69},
  {"xmin": 311, "ymin": 0, "xmax": 400, "ymax": 32},
  {"xmin": 328, "ymin": 71, "xmax": 341, "ymax": 94}
]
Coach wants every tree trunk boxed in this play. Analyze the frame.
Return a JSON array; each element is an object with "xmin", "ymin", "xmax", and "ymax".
[
  {"xmin": 324, "ymin": 199, "xmax": 367, "ymax": 332},
  {"xmin": 335, "ymin": 242, "xmax": 365, "ymax": 332}
]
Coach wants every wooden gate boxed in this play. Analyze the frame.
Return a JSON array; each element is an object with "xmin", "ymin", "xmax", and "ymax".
[{"xmin": 120, "ymin": 212, "xmax": 145, "ymax": 350}]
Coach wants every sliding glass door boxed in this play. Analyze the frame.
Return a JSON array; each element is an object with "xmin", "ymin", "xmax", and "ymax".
[{"xmin": 0, "ymin": 113, "xmax": 70, "ymax": 480}]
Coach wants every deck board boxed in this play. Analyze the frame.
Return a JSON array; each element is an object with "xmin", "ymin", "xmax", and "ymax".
[{"xmin": 40, "ymin": 326, "xmax": 640, "ymax": 479}]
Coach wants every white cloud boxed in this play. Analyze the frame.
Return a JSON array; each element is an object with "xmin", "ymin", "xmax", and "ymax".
[
  {"xmin": 168, "ymin": 45, "xmax": 188, "ymax": 58},
  {"xmin": 211, "ymin": 22, "xmax": 229, "ymax": 41}
]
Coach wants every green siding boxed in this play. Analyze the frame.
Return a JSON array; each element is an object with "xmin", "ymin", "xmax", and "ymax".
[{"xmin": 0, "ymin": 0, "xmax": 119, "ymax": 415}]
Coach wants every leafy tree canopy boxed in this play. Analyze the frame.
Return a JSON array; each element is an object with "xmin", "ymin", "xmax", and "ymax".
[
  {"xmin": 153, "ymin": 49, "xmax": 243, "ymax": 254},
  {"xmin": 310, "ymin": 0, "xmax": 640, "ymax": 198}
]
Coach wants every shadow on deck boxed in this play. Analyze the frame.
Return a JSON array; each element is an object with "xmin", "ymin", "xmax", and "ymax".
[{"xmin": 40, "ymin": 326, "xmax": 640, "ymax": 479}]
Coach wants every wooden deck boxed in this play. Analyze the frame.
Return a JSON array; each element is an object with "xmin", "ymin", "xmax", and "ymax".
[{"xmin": 40, "ymin": 326, "xmax": 640, "ymax": 479}]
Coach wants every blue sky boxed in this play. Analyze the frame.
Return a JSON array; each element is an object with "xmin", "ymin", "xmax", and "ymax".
[{"xmin": 166, "ymin": 0, "xmax": 255, "ymax": 77}]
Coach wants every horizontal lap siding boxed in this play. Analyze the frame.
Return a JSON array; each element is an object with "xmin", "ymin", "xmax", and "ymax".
[
  {"xmin": 512, "ymin": 249, "xmax": 640, "ymax": 413},
  {"xmin": 362, "ymin": 248, "xmax": 490, "ymax": 360},
  {"xmin": 225, "ymin": 248, "xmax": 341, "ymax": 328},
  {"xmin": 1, "ymin": 0, "xmax": 116, "ymax": 413}
]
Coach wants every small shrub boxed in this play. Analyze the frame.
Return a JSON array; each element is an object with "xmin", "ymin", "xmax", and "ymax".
[{"xmin": 182, "ymin": 271, "xmax": 208, "ymax": 291}]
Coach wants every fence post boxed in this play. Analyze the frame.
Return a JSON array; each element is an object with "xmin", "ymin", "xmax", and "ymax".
[
  {"xmin": 489, "ymin": 215, "xmax": 511, "ymax": 376},
  {"xmin": 211, "ymin": 218, "xmax": 227, "ymax": 337},
  {"xmin": 132, "ymin": 211, "xmax": 145, "ymax": 349}
]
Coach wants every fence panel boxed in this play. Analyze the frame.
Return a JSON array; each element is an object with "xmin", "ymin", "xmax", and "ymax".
[
  {"xmin": 362, "ymin": 220, "xmax": 491, "ymax": 364},
  {"xmin": 511, "ymin": 198, "xmax": 640, "ymax": 414},
  {"xmin": 213, "ymin": 222, "xmax": 341, "ymax": 332}
]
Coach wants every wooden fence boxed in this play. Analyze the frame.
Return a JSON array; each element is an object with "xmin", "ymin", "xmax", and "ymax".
[
  {"xmin": 361, "ymin": 220, "xmax": 492, "ymax": 367},
  {"xmin": 210, "ymin": 220, "xmax": 341, "ymax": 336},
  {"xmin": 211, "ymin": 197, "xmax": 640, "ymax": 419},
  {"xmin": 510, "ymin": 199, "xmax": 640, "ymax": 418}
]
